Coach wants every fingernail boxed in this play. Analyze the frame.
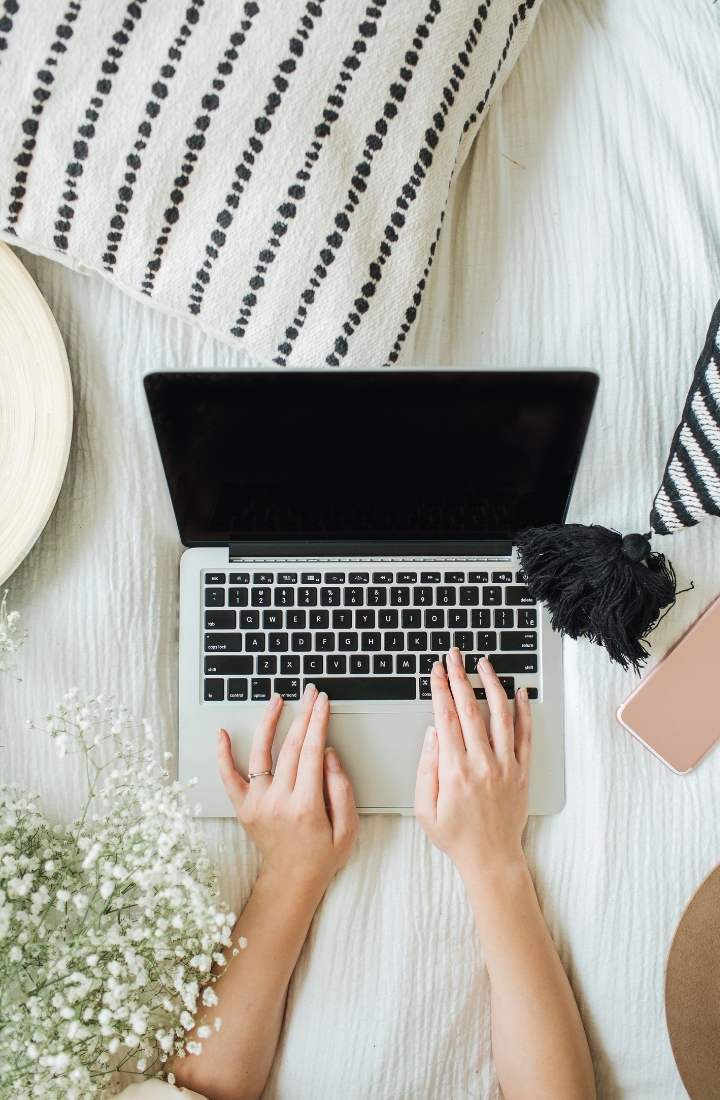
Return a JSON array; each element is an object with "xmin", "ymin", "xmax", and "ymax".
[
  {"xmin": 516, "ymin": 686, "xmax": 526, "ymax": 700},
  {"xmin": 448, "ymin": 647, "xmax": 461, "ymax": 667},
  {"xmin": 432, "ymin": 660, "xmax": 444, "ymax": 676},
  {"xmin": 316, "ymin": 690, "xmax": 328, "ymax": 707},
  {"xmin": 325, "ymin": 746, "xmax": 341, "ymax": 771},
  {"xmin": 268, "ymin": 693, "xmax": 281, "ymax": 709},
  {"xmin": 304, "ymin": 683, "xmax": 316, "ymax": 700},
  {"xmin": 478, "ymin": 656, "xmax": 492, "ymax": 672},
  {"xmin": 218, "ymin": 728, "xmax": 226, "ymax": 740}
]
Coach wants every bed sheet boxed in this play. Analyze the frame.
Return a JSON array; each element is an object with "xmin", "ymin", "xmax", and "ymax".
[{"xmin": 4, "ymin": 1, "xmax": 720, "ymax": 1096}]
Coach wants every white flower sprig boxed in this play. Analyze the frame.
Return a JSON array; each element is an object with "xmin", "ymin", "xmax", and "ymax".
[
  {"xmin": 0, "ymin": 691, "xmax": 238, "ymax": 1099},
  {"xmin": 0, "ymin": 590, "xmax": 24, "ymax": 674}
]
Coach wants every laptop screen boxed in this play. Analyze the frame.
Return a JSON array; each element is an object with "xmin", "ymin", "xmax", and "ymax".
[{"xmin": 144, "ymin": 370, "xmax": 598, "ymax": 547}]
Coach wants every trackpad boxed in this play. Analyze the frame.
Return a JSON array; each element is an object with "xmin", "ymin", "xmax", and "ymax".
[{"xmin": 325, "ymin": 709, "xmax": 429, "ymax": 812}]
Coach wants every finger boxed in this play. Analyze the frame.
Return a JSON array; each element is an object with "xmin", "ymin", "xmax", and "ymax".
[
  {"xmin": 217, "ymin": 728, "xmax": 249, "ymax": 815},
  {"xmin": 414, "ymin": 725, "xmax": 439, "ymax": 823},
  {"xmin": 248, "ymin": 694, "xmax": 283, "ymax": 786},
  {"xmin": 477, "ymin": 657, "xmax": 515, "ymax": 766},
  {"xmin": 514, "ymin": 685, "xmax": 533, "ymax": 777},
  {"xmin": 296, "ymin": 690, "xmax": 329, "ymax": 797},
  {"xmin": 324, "ymin": 747, "xmax": 359, "ymax": 847},
  {"xmin": 444, "ymin": 648, "xmax": 492, "ymax": 759},
  {"xmin": 430, "ymin": 660, "xmax": 466, "ymax": 769},
  {"xmin": 273, "ymin": 683, "xmax": 317, "ymax": 789}
]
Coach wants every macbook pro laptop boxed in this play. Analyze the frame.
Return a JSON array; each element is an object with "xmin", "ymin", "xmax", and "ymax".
[{"xmin": 144, "ymin": 369, "xmax": 598, "ymax": 816}]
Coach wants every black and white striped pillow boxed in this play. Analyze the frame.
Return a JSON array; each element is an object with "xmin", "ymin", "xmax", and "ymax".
[{"xmin": 0, "ymin": 0, "xmax": 542, "ymax": 365}]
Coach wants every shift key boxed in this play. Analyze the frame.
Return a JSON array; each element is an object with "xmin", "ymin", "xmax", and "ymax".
[{"xmin": 489, "ymin": 654, "xmax": 537, "ymax": 674}]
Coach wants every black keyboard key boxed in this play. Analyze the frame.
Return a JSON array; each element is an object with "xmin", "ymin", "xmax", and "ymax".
[
  {"xmin": 436, "ymin": 586, "xmax": 456, "ymax": 606},
  {"xmin": 351, "ymin": 654, "xmax": 370, "ymax": 674},
  {"xmin": 356, "ymin": 609, "xmax": 376, "ymax": 629},
  {"xmin": 408, "ymin": 631, "xmax": 428, "ymax": 651},
  {"xmin": 302, "ymin": 573, "xmax": 321, "ymax": 584},
  {"xmin": 421, "ymin": 572, "xmax": 441, "ymax": 583},
  {"xmin": 526, "ymin": 687, "xmax": 539, "ymax": 700},
  {"xmin": 402, "ymin": 609, "xmax": 422, "ymax": 628},
  {"xmin": 419, "ymin": 676, "xmax": 432, "ymax": 699},
  {"xmin": 476, "ymin": 631, "xmax": 497, "ymax": 651},
  {"xmin": 306, "ymin": 677, "xmax": 416, "ymax": 700},
  {"xmin": 325, "ymin": 572, "xmax": 346, "ymax": 584},
  {"xmin": 275, "ymin": 587, "xmax": 295, "ymax": 607},
  {"xmin": 320, "ymin": 587, "xmax": 341, "ymax": 606},
  {"xmin": 367, "ymin": 586, "xmax": 387, "ymax": 606},
  {"xmin": 518, "ymin": 608, "xmax": 537, "ymax": 628},
  {"xmin": 269, "ymin": 633, "xmax": 289, "ymax": 652},
  {"xmin": 465, "ymin": 653, "xmax": 482, "ymax": 673},
  {"xmin": 499, "ymin": 676, "xmax": 515, "ymax": 698},
  {"xmin": 431, "ymin": 631, "xmax": 451, "ymax": 650},
  {"xmin": 239, "ymin": 610, "xmax": 260, "ymax": 629},
  {"xmin": 251, "ymin": 677, "xmax": 272, "ymax": 700},
  {"xmin": 304, "ymin": 654, "xmax": 324, "ymax": 675},
  {"xmin": 333, "ymin": 609, "xmax": 353, "ymax": 629},
  {"xmin": 482, "ymin": 586, "xmax": 502, "ymax": 606},
  {"xmin": 251, "ymin": 587, "xmax": 271, "ymax": 607},
  {"xmin": 205, "ymin": 610, "xmax": 235, "ymax": 630},
  {"xmin": 397, "ymin": 654, "xmax": 416, "ymax": 673},
  {"xmin": 263, "ymin": 610, "xmax": 283, "ymax": 629},
  {"xmin": 274, "ymin": 677, "xmax": 300, "ymax": 700},
  {"xmin": 420, "ymin": 653, "xmax": 439, "ymax": 672},
  {"xmin": 287, "ymin": 609, "xmax": 307, "ymax": 629},
  {"xmin": 204, "ymin": 655, "xmax": 253, "ymax": 675},
  {"xmin": 448, "ymin": 609, "xmax": 468, "ymax": 628},
  {"xmin": 468, "ymin": 571, "xmax": 489, "ymax": 583},
  {"xmin": 373, "ymin": 654, "xmax": 393, "ymax": 674},
  {"xmin": 390, "ymin": 586, "xmax": 410, "ymax": 606},
  {"xmin": 473, "ymin": 687, "xmax": 487, "ymax": 700},
  {"xmin": 257, "ymin": 655, "xmax": 277, "ymax": 675},
  {"xmin": 361, "ymin": 631, "xmax": 381, "ymax": 651},
  {"xmin": 424, "ymin": 609, "xmax": 444, "ymax": 629},
  {"xmin": 345, "ymin": 587, "xmax": 364, "ymax": 606},
  {"xmin": 453, "ymin": 631, "xmax": 474, "ymax": 650},
  {"xmin": 298, "ymin": 587, "xmax": 318, "ymax": 606},
  {"xmin": 471, "ymin": 609, "xmax": 491, "ymax": 629},
  {"xmin": 327, "ymin": 654, "xmax": 347, "ymax": 675},
  {"xmin": 413, "ymin": 586, "xmax": 433, "ymax": 606},
  {"xmin": 397, "ymin": 571, "xmax": 417, "ymax": 583},
  {"xmin": 339, "ymin": 632, "xmax": 359, "ymax": 651},
  {"xmin": 205, "ymin": 587, "xmax": 225, "ymax": 607},
  {"xmin": 227, "ymin": 678, "xmax": 248, "ymax": 701},
  {"xmin": 372, "ymin": 571, "xmax": 393, "ymax": 583},
  {"xmin": 291, "ymin": 632, "xmax": 312, "ymax": 652},
  {"xmin": 500, "ymin": 631, "xmax": 538, "ymax": 651},
  {"xmin": 253, "ymin": 572, "xmax": 274, "ymax": 584},
  {"xmin": 349, "ymin": 572, "xmax": 369, "ymax": 583},
  {"xmin": 515, "ymin": 570, "xmax": 528, "ymax": 583},
  {"xmin": 445, "ymin": 571, "xmax": 465, "ymax": 583},
  {"xmin": 245, "ymin": 633, "xmax": 266, "ymax": 652},
  {"xmin": 492, "ymin": 571, "xmax": 513, "ymax": 583},
  {"xmin": 459, "ymin": 586, "xmax": 480, "ymax": 606},
  {"xmin": 281, "ymin": 655, "xmax": 300, "ymax": 674},
  {"xmin": 204, "ymin": 678, "xmax": 224, "ymax": 701},
  {"xmin": 278, "ymin": 572, "xmax": 298, "ymax": 584},
  {"xmin": 229, "ymin": 572, "xmax": 250, "ymax": 584},
  {"xmin": 228, "ymin": 587, "xmax": 249, "ymax": 607},
  {"xmin": 205, "ymin": 633, "xmax": 243, "ymax": 652},
  {"xmin": 384, "ymin": 632, "xmax": 404, "ymax": 651},
  {"xmin": 205, "ymin": 572, "xmax": 226, "ymax": 585},
  {"xmin": 310, "ymin": 610, "xmax": 330, "ymax": 629},
  {"xmin": 316, "ymin": 632, "xmax": 335, "ymax": 652},
  {"xmin": 490, "ymin": 654, "xmax": 537, "ymax": 674},
  {"xmin": 378, "ymin": 609, "xmax": 398, "ymax": 629},
  {"xmin": 505, "ymin": 586, "xmax": 534, "ymax": 606},
  {"xmin": 494, "ymin": 609, "xmax": 514, "ymax": 629}
]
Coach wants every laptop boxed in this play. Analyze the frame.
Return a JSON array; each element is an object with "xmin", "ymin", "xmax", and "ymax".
[{"xmin": 144, "ymin": 368, "xmax": 598, "ymax": 817}]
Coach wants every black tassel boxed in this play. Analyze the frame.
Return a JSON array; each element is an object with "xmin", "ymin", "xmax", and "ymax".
[{"xmin": 516, "ymin": 524, "xmax": 678, "ymax": 672}]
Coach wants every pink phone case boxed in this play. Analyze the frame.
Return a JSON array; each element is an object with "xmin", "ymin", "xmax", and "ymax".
[{"xmin": 617, "ymin": 594, "xmax": 720, "ymax": 774}]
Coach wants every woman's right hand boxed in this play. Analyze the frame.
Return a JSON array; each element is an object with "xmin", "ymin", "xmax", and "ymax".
[{"xmin": 218, "ymin": 684, "xmax": 359, "ymax": 894}]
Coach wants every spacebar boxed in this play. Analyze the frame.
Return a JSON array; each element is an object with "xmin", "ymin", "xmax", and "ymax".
[{"xmin": 303, "ymin": 677, "xmax": 416, "ymax": 700}]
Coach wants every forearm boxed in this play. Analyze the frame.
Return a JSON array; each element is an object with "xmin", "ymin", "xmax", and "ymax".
[
  {"xmin": 171, "ymin": 866, "xmax": 326, "ymax": 1100},
  {"xmin": 463, "ymin": 861, "xmax": 595, "ymax": 1100}
]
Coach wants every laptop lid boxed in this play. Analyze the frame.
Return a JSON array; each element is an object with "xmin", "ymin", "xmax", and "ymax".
[{"xmin": 144, "ymin": 369, "xmax": 598, "ymax": 553}]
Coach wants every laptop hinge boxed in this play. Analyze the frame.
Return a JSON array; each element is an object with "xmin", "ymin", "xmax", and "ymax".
[{"xmin": 228, "ymin": 540, "xmax": 514, "ymax": 560}]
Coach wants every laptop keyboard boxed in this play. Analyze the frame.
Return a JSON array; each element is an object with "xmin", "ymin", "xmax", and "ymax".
[{"xmin": 202, "ymin": 568, "xmax": 540, "ymax": 704}]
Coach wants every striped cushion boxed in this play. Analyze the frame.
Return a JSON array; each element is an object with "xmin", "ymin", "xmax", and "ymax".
[
  {"xmin": 0, "ymin": 0, "xmax": 542, "ymax": 365},
  {"xmin": 651, "ymin": 298, "xmax": 720, "ymax": 534}
]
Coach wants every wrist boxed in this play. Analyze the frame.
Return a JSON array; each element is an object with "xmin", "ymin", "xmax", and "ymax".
[
  {"xmin": 456, "ymin": 851, "xmax": 531, "ymax": 906},
  {"xmin": 257, "ymin": 859, "xmax": 330, "ymax": 908}
]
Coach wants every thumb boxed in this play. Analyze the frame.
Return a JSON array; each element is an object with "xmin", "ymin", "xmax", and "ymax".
[
  {"xmin": 323, "ymin": 747, "xmax": 358, "ymax": 845},
  {"xmin": 414, "ymin": 725, "xmax": 438, "ymax": 823}
]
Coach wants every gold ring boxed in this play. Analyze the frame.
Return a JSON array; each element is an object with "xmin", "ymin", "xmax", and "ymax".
[{"xmin": 247, "ymin": 769, "xmax": 273, "ymax": 780}]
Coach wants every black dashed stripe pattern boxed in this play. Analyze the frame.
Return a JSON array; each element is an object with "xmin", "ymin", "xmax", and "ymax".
[
  {"xmin": 141, "ymin": 1, "xmax": 260, "ymax": 297},
  {"xmin": 228, "ymin": 1, "xmax": 388, "ymax": 340},
  {"xmin": 271, "ymin": 0, "xmax": 443, "ymax": 366},
  {"xmin": 53, "ymin": 0, "xmax": 147, "ymax": 253},
  {"xmin": 101, "ymin": 0, "xmax": 206, "ymax": 273},
  {"xmin": 4, "ymin": 1, "xmax": 82, "ymax": 232},
  {"xmin": 0, "ymin": 0, "xmax": 19, "ymax": 61},
  {"xmin": 187, "ymin": 0, "xmax": 326, "ymax": 317}
]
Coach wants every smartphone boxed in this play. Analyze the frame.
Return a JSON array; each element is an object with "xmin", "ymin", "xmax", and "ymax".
[{"xmin": 617, "ymin": 593, "xmax": 720, "ymax": 774}]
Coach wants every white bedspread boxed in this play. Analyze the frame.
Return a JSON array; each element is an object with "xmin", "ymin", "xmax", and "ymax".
[{"xmin": 4, "ymin": 1, "xmax": 720, "ymax": 1096}]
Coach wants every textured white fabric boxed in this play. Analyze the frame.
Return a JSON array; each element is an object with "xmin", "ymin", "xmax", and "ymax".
[
  {"xmin": 4, "ymin": 2, "xmax": 720, "ymax": 1099},
  {"xmin": 0, "ymin": 0, "xmax": 541, "ymax": 367},
  {"xmin": 120, "ymin": 1084, "xmax": 204, "ymax": 1099}
]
